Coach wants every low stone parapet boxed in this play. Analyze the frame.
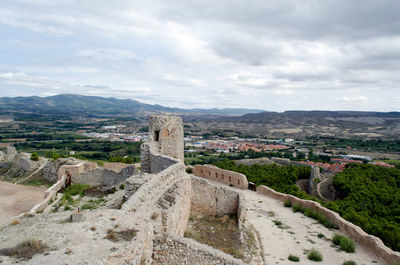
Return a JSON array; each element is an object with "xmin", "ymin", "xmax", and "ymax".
[{"xmin": 193, "ymin": 165, "xmax": 248, "ymax": 189}]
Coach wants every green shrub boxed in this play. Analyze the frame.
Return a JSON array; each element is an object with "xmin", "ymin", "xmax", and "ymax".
[
  {"xmin": 314, "ymin": 178, "xmax": 320, "ymax": 183},
  {"xmin": 288, "ymin": 254, "xmax": 300, "ymax": 262},
  {"xmin": 308, "ymin": 249, "xmax": 323, "ymax": 262},
  {"xmin": 343, "ymin": 261, "xmax": 356, "ymax": 265},
  {"xmin": 332, "ymin": 234, "xmax": 355, "ymax": 253},
  {"xmin": 30, "ymin": 152, "xmax": 39, "ymax": 161},
  {"xmin": 273, "ymin": 220, "xmax": 282, "ymax": 226},
  {"xmin": 119, "ymin": 184, "xmax": 125, "ymax": 190},
  {"xmin": 186, "ymin": 167, "xmax": 193, "ymax": 174},
  {"xmin": 293, "ymin": 204, "xmax": 302, "ymax": 213},
  {"xmin": 284, "ymin": 200, "xmax": 292, "ymax": 207},
  {"xmin": 292, "ymin": 204, "xmax": 336, "ymax": 229},
  {"xmin": 317, "ymin": 233, "xmax": 325, "ymax": 238}
]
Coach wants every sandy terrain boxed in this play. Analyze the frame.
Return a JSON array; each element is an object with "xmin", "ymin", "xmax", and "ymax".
[
  {"xmin": 243, "ymin": 189, "xmax": 386, "ymax": 265},
  {"xmin": 0, "ymin": 181, "xmax": 46, "ymax": 218}
]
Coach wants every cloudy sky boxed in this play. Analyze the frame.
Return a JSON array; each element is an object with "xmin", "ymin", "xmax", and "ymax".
[{"xmin": 0, "ymin": 0, "xmax": 399, "ymax": 111}]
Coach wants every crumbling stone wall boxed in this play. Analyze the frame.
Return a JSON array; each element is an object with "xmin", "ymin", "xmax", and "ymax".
[
  {"xmin": 193, "ymin": 164, "xmax": 249, "ymax": 189},
  {"xmin": 190, "ymin": 176, "xmax": 239, "ymax": 216},
  {"xmin": 103, "ymin": 162, "xmax": 133, "ymax": 173},
  {"xmin": 72, "ymin": 165, "xmax": 138, "ymax": 187},
  {"xmin": 152, "ymin": 234, "xmax": 244, "ymax": 265}
]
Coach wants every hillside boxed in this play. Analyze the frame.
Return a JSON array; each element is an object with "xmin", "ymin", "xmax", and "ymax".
[{"xmin": 0, "ymin": 94, "xmax": 265, "ymax": 116}]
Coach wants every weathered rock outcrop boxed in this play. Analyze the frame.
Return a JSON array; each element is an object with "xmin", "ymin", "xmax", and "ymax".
[
  {"xmin": 42, "ymin": 157, "xmax": 80, "ymax": 183},
  {"xmin": 9, "ymin": 152, "xmax": 32, "ymax": 177},
  {"xmin": 0, "ymin": 150, "xmax": 5, "ymax": 161},
  {"xmin": 6, "ymin": 146, "xmax": 17, "ymax": 161}
]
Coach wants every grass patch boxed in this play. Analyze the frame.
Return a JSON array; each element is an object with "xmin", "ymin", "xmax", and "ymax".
[
  {"xmin": 24, "ymin": 179, "xmax": 49, "ymax": 187},
  {"xmin": 64, "ymin": 183, "xmax": 90, "ymax": 197},
  {"xmin": 273, "ymin": 220, "xmax": 282, "ymax": 226},
  {"xmin": 81, "ymin": 204, "xmax": 97, "ymax": 210},
  {"xmin": 267, "ymin": 211, "xmax": 275, "ymax": 217},
  {"xmin": 105, "ymin": 229, "xmax": 137, "ymax": 242},
  {"xmin": 292, "ymin": 204, "xmax": 338, "ymax": 229},
  {"xmin": 343, "ymin": 261, "xmax": 357, "ymax": 265},
  {"xmin": 308, "ymin": 249, "xmax": 323, "ymax": 262},
  {"xmin": 332, "ymin": 234, "xmax": 355, "ymax": 253},
  {"xmin": 288, "ymin": 254, "xmax": 300, "ymax": 262},
  {"xmin": 0, "ymin": 239, "xmax": 48, "ymax": 260}
]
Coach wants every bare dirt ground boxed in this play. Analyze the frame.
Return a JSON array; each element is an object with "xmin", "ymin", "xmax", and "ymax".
[{"xmin": 0, "ymin": 181, "xmax": 46, "ymax": 218}]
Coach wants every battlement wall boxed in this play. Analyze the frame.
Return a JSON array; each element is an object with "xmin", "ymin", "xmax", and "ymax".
[{"xmin": 193, "ymin": 164, "xmax": 248, "ymax": 189}]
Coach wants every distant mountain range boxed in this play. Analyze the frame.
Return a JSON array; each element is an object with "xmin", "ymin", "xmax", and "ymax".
[{"xmin": 0, "ymin": 94, "xmax": 265, "ymax": 116}]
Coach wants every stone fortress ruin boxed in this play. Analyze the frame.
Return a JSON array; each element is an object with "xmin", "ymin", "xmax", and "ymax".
[{"xmin": 0, "ymin": 114, "xmax": 400, "ymax": 264}]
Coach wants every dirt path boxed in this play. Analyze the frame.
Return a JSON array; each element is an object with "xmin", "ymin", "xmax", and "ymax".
[
  {"xmin": 243, "ymin": 189, "xmax": 386, "ymax": 265},
  {"xmin": 0, "ymin": 181, "xmax": 46, "ymax": 218},
  {"xmin": 316, "ymin": 177, "xmax": 331, "ymax": 202}
]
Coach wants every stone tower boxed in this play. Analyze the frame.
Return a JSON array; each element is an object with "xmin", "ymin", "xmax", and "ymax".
[
  {"xmin": 140, "ymin": 115, "xmax": 184, "ymax": 173},
  {"xmin": 148, "ymin": 114, "xmax": 184, "ymax": 161}
]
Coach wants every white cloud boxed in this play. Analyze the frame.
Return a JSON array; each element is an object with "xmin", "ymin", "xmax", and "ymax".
[{"xmin": 0, "ymin": 0, "xmax": 399, "ymax": 111}]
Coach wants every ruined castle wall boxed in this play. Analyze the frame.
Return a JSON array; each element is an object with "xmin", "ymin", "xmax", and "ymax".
[
  {"xmin": 122, "ymin": 162, "xmax": 186, "ymax": 213},
  {"xmin": 190, "ymin": 176, "xmax": 239, "ymax": 216},
  {"xmin": 103, "ymin": 162, "xmax": 132, "ymax": 173},
  {"xmin": 31, "ymin": 174, "xmax": 67, "ymax": 214},
  {"xmin": 83, "ymin": 161, "xmax": 98, "ymax": 172},
  {"xmin": 308, "ymin": 166, "xmax": 320, "ymax": 196},
  {"xmin": 156, "ymin": 175, "xmax": 192, "ymax": 236},
  {"xmin": 256, "ymin": 185, "xmax": 400, "ymax": 264},
  {"xmin": 193, "ymin": 164, "xmax": 248, "ymax": 189},
  {"xmin": 57, "ymin": 163, "xmax": 85, "ymax": 179},
  {"xmin": 152, "ymin": 234, "xmax": 244, "ymax": 265}
]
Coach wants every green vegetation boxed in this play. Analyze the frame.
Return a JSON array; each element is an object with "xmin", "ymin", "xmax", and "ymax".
[
  {"xmin": 16, "ymin": 140, "xmax": 141, "ymax": 162},
  {"xmin": 64, "ymin": 183, "xmax": 91, "ymax": 197},
  {"xmin": 30, "ymin": 152, "xmax": 39, "ymax": 161},
  {"xmin": 343, "ymin": 261, "xmax": 357, "ymax": 265},
  {"xmin": 307, "ymin": 249, "xmax": 323, "ymax": 262},
  {"xmin": 288, "ymin": 254, "xmax": 300, "ymax": 262},
  {"xmin": 332, "ymin": 234, "xmax": 355, "ymax": 253},
  {"xmin": 326, "ymin": 164, "xmax": 400, "ymax": 251},
  {"xmin": 284, "ymin": 200, "xmax": 292, "ymax": 207},
  {"xmin": 292, "ymin": 204, "xmax": 337, "ymax": 229},
  {"xmin": 214, "ymin": 159, "xmax": 312, "ymax": 199},
  {"xmin": 317, "ymin": 137, "xmax": 400, "ymax": 153},
  {"xmin": 24, "ymin": 179, "xmax": 49, "ymax": 187}
]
